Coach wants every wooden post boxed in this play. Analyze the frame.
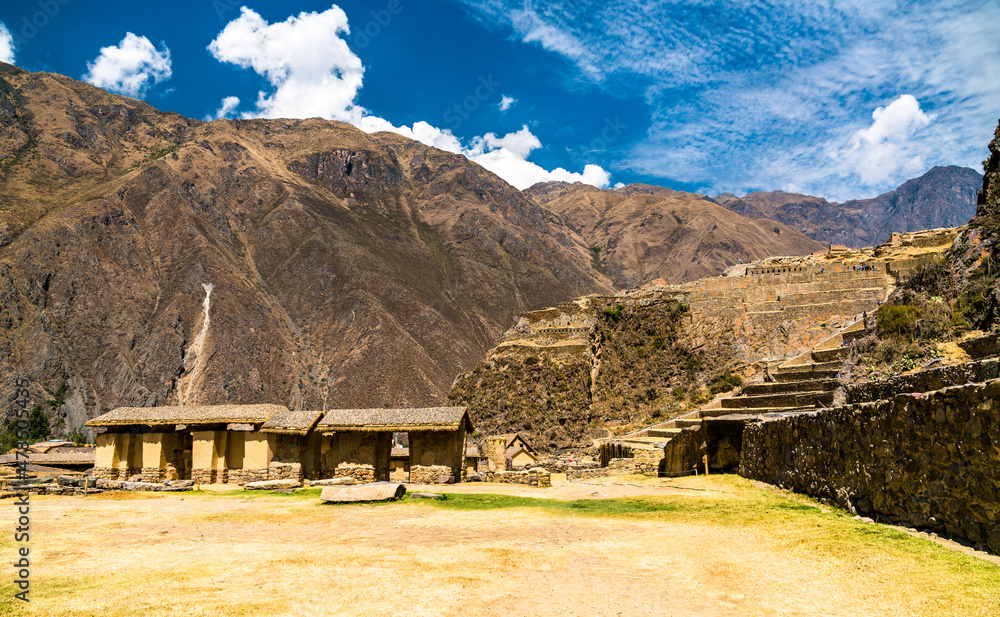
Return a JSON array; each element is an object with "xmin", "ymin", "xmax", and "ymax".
[
  {"xmin": 196, "ymin": 477, "xmax": 201, "ymax": 492},
  {"xmin": 703, "ymin": 454, "xmax": 709, "ymax": 476},
  {"xmin": 84, "ymin": 476, "xmax": 88, "ymax": 497}
]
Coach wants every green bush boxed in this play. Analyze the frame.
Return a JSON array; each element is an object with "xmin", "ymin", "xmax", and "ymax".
[
  {"xmin": 709, "ymin": 371, "xmax": 744, "ymax": 395},
  {"xmin": 877, "ymin": 304, "xmax": 921, "ymax": 338}
]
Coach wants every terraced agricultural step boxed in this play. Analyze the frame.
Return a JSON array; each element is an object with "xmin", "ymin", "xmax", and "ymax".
[
  {"xmin": 644, "ymin": 428, "xmax": 683, "ymax": 438},
  {"xmin": 772, "ymin": 369, "xmax": 840, "ymax": 382},
  {"xmin": 618, "ymin": 437, "xmax": 674, "ymax": 446},
  {"xmin": 699, "ymin": 405, "xmax": 818, "ymax": 418},
  {"xmin": 776, "ymin": 360, "xmax": 844, "ymax": 373},
  {"xmin": 722, "ymin": 390, "xmax": 834, "ymax": 409},
  {"xmin": 670, "ymin": 418, "xmax": 704, "ymax": 429},
  {"xmin": 811, "ymin": 347, "xmax": 850, "ymax": 363},
  {"xmin": 743, "ymin": 379, "xmax": 838, "ymax": 396}
]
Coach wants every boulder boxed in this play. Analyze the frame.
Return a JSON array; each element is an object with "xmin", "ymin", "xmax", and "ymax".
[
  {"xmin": 466, "ymin": 472, "xmax": 486, "ymax": 482},
  {"xmin": 409, "ymin": 492, "xmax": 444, "ymax": 500},
  {"xmin": 437, "ymin": 474, "xmax": 455, "ymax": 484},
  {"xmin": 320, "ymin": 482, "xmax": 406, "ymax": 503},
  {"xmin": 244, "ymin": 479, "xmax": 302, "ymax": 491},
  {"xmin": 56, "ymin": 475, "xmax": 84, "ymax": 486},
  {"xmin": 164, "ymin": 480, "xmax": 194, "ymax": 488},
  {"xmin": 95, "ymin": 479, "xmax": 124, "ymax": 490},
  {"xmin": 310, "ymin": 477, "xmax": 357, "ymax": 487}
]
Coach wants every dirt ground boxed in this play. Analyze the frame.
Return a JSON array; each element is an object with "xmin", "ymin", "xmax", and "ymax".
[{"xmin": 4, "ymin": 475, "xmax": 998, "ymax": 617}]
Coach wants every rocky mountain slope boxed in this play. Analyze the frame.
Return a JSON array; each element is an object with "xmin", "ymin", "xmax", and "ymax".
[
  {"xmin": 0, "ymin": 63, "xmax": 614, "ymax": 434},
  {"xmin": 714, "ymin": 165, "xmax": 982, "ymax": 248},
  {"xmin": 525, "ymin": 182, "xmax": 825, "ymax": 288}
]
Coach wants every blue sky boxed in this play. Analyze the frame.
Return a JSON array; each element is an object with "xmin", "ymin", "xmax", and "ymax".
[{"xmin": 0, "ymin": 0, "xmax": 998, "ymax": 201}]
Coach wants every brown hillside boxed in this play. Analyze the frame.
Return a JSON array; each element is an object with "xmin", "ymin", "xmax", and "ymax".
[
  {"xmin": 526, "ymin": 182, "xmax": 825, "ymax": 287},
  {"xmin": 0, "ymin": 64, "xmax": 613, "ymax": 433}
]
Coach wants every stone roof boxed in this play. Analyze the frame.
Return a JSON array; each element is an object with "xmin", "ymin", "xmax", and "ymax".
[
  {"xmin": 260, "ymin": 409, "xmax": 325, "ymax": 435},
  {"xmin": 85, "ymin": 404, "xmax": 285, "ymax": 427},
  {"xmin": 316, "ymin": 407, "xmax": 472, "ymax": 433}
]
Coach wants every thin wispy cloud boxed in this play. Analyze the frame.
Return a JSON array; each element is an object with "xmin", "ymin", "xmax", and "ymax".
[
  {"xmin": 209, "ymin": 6, "xmax": 610, "ymax": 191},
  {"xmin": 83, "ymin": 32, "xmax": 172, "ymax": 98},
  {"xmin": 455, "ymin": 0, "xmax": 1000, "ymax": 201}
]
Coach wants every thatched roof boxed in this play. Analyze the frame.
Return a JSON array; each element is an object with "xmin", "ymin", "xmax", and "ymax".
[
  {"xmin": 316, "ymin": 407, "xmax": 472, "ymax": 433},
  {"xmin": 85, "ymin": 404, "xmax": 285, "ymax": 427},
  {"xmin": 260, "ymin": 409, "xmax": 324, "ymax": 435},
  {"xmin": 0, "ymin": 449, "xmax": 95, "ymax": 466}
]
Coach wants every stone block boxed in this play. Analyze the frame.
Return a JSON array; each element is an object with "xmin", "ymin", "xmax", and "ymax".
[
  {"xmin": 310, "ymin": 477, "xmax": 358, "ymax": 486},
  {"xmin": 320, "ymin": 482, "xmax": 406, "ymax": 503},
  {"xmin": 244, "ymin": 479, "xmax": 302, "ymax": 490},
  {"xmin": 410, "ymin": 492, "xmax": 444, "ymax": 500}
]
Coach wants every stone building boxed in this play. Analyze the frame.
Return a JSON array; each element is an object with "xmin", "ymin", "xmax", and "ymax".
[
  {"xmin": 86, "ymin": 404, "xmax": 471, "ymax": 485},
  {"xmin": 482, "ymin": 433, "xmax": 538, "ymax": 470}
]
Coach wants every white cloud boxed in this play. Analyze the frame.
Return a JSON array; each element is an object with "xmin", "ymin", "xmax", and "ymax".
[
  {"xmin": 465, "ymin": 125, "xmax": 611, "ymax": 189},
  {"xmin": 209, "ymin": 7, "xmax": 611, "ymax": 191},
  {"xmin": 207, "ymin": 96, "xmax": 241, "ymax": 120},
  {"xmin": 0, "ymin": 23, "xmax": 14, "ymax": 65},
  {"xmin": 499, "ymin": 95, "xmax": 516, "ymax": 112},
  {"xmin": 456, "ymin": 0, "xmax": 1000, "ymax": 201},
  {"xmin": 208, "ymin": 6, "xmax": 364, "ymax": 121},
  {"xmin": 843, "ymin": 94, "xmax": 932, "ymax": 185},
  {"xmin": 83, "ymin": 33, "xmax": 171, "ymax": 97}
]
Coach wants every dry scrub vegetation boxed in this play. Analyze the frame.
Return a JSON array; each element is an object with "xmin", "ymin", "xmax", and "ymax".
[{"xmin": 2, "ymin": 476, "xmax": 998, "ymax": 617}]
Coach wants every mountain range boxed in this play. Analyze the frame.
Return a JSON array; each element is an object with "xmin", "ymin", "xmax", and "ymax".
[
  {"xmin": 0, "ymin": 63, "xmax": 981, "ymax": 433},
  {"xmin": 713, "ymin": 165, "xmax": 982, "ymax": 248}
]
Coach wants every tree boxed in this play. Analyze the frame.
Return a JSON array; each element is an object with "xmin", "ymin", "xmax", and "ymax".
[{"xmin": 28, "ymin": 404, "xmax": 49, "ymax": 442}]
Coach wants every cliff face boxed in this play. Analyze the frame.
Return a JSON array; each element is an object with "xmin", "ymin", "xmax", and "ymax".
[
  {"xmin": 715, "ymin": 166, "xmax": 983, "ymax": 248},
  {"xmin": 526, "ymin": 182, "xmax": 825, "ymax": 288},
  {"xmin": 0, "ymin": 64, "xmax": 614, "ymax": 434}
]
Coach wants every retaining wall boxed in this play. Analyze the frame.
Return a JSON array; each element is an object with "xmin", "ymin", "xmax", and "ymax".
[{"xmin": 740, "ymin": 379, "xmax": 1000, "ymax": 553}]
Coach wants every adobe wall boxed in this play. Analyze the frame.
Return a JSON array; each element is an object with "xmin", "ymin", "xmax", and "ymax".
[{"xmin": 740, "ymin": 379, "xmax": 1000, "ymax": 554}]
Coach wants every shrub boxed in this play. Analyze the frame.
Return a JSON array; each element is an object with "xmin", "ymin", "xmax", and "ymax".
[
  {"xmin": 709, "ymin": 371, "xmax": 744, "ymax": 395},
  {"xmin": 877, "ymin": 304, "xmax": 921, "ymax": 338}
]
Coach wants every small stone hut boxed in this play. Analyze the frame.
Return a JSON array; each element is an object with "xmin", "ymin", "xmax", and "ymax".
[
  {"xmin": 313, "ymin": 407, "xmax": 472, "ymax": 484},
  {"xmin": 86, "ymin": 404, "xmax": 471, "ymax": 485},
  {"xmin": 483, "ymin": 433, "xmax": 538, "ymax": 470}
]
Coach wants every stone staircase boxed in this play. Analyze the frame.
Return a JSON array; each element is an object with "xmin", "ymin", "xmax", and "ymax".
[{"xmin": 602, "ymin": 320, "xmax": 869, "ymax": 467}]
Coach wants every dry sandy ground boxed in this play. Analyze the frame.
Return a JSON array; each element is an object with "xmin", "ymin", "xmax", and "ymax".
[{"xmin": 4, "ymin": 476, "xmax": 998, "ymax": 617}]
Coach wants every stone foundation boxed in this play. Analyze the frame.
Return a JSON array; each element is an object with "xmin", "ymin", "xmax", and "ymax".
[
  {"xmin": 269, "ymin": 462, "xmax": 303, "ymax": 481},
  {"xmin": 226, "ymin": 469, "xmax": 269, "ymax": 485},
  {"xmin": 93, "ymin": 467, "xmax": 139, "ymax": 480},
  {"xmin": 192, "ymin": 468, "xmax": 228, "ymax": 484},
  {"xmin": 485, "ymin": 468, "xmax": 551, "ymax": 487},
  {"xmin": 567, "ymin": 458, "xmax": 635, "ymax": 480},
  {"xmin": 140, "ymin": 467, "xmax": 167, "ymax": 484},
  {"xmin": 410, "ymin": 465, "xmax": 451, "ymax": 485},
  {"xmin": 331, "ymin": 463, "xmax": 375, "ymax": 484}
]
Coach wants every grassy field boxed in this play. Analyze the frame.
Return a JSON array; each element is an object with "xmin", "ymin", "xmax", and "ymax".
[{"xmin": 1, "ymin": 475, "xmax": 997, "ymax": 616}]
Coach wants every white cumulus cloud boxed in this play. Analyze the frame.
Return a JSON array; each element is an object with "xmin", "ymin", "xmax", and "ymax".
[
  {"xmin": 843, "ymin": 94, "xmax": 933, "ymax": 185},
  {"xmin": 209, "ymin": 6, "xmax": 611, "ymax": 191},
  {"xmin": 83, "ymin": 33, "xmax": 171, "ymax": 97},
  {"xmin": 208, "ymin": 6, "xmax": 364, "ymax": 121},
  {"xmin": 0, "ymin": 23, "xmax": 14, "ymax": 64},
  {"xmin": 208, "ymin": 96, "xmax": 241, "ymax": 120}
]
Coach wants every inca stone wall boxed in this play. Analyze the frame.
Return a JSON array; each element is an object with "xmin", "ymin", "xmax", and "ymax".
[{"xmin": 740, "ymin": 378, "xmax": 1000, "ymax": 554}]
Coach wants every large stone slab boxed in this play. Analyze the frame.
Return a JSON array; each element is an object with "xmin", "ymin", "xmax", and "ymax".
[
  {"xmin": 320, "ymin": 482, "xmax": 406, "ymax": 503},
  {"xmin": 244, "ymin": 479, "xmax": 302, "ymax": 491},
  {"xmin": 310, "ymin": 477, "xmax": 357, "ymax": 487}
]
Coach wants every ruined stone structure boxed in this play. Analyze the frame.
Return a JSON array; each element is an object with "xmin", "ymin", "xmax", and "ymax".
[
  {"xmin": 740, "ymin": 379, "xmax": 1000, "ymax": 554},
  {"xmin": 87, "ymin": 405, "xmax": 471, "ymax": 486}
]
